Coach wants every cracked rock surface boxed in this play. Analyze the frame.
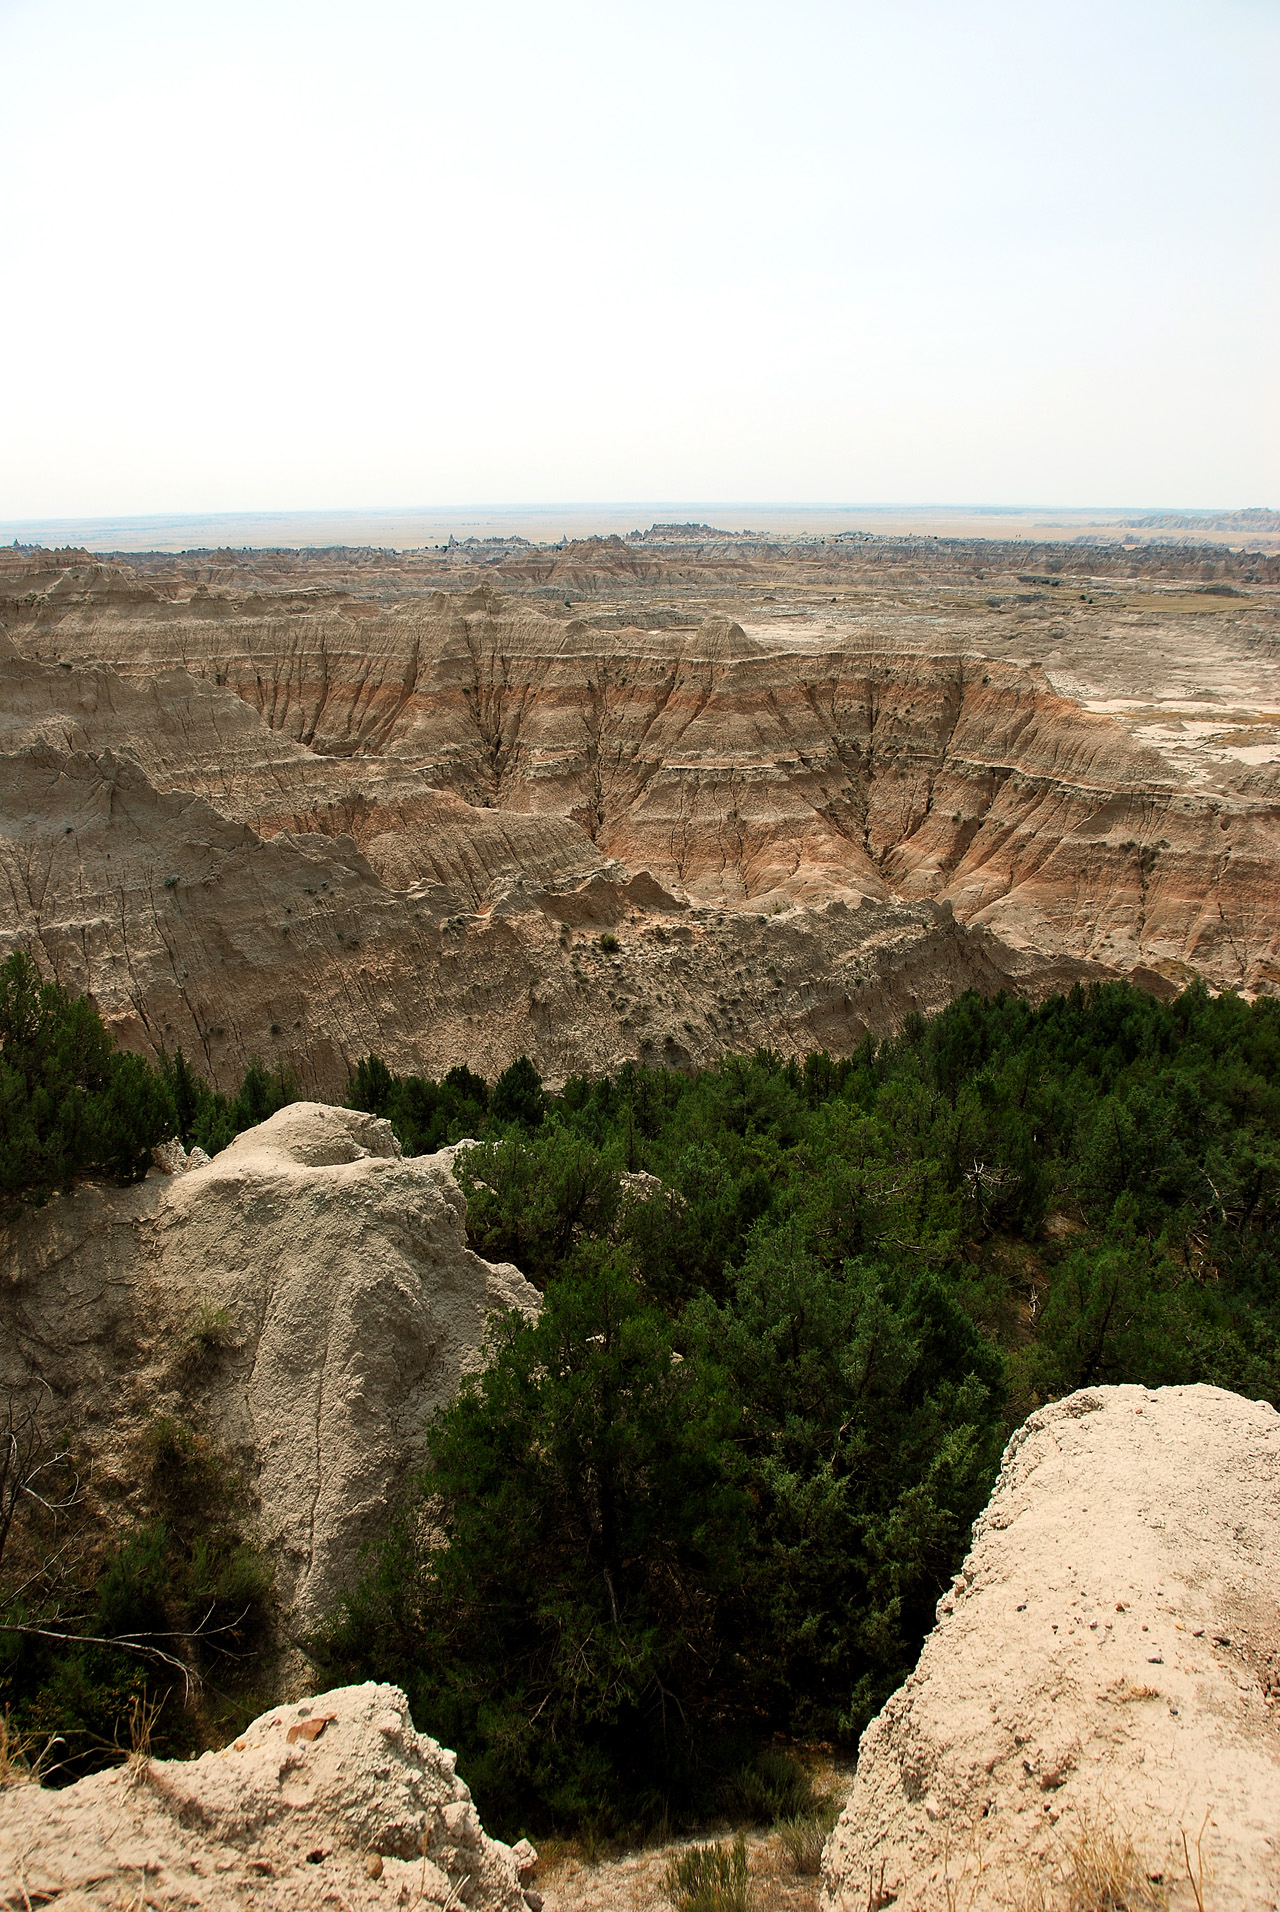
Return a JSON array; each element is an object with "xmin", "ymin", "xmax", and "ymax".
[{"xmin": 820, "ymin": 1384, "xmax": 1280, "ymax": 1911}]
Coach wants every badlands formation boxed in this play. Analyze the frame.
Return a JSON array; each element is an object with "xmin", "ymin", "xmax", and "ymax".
[
  {"xmin": 1, "ymin": 526, "xmax": 1278, "ymax": 1092},
  {"xmin": 0, "ymin": 1102, "xmax": 538, "ymax": 1629}
]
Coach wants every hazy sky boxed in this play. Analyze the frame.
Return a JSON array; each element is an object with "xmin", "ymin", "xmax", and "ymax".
[{"xmin": 2, "ymin": 0, "xmax": 1276, "ymax": 515}]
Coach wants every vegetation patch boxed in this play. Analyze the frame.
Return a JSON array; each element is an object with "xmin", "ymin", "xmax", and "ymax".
[
  {"xmin": 321, "ymin": 981, "xmax": 1280, "ymax": 1835},
  {"xmin": 0, "ymin": 1396, "xmax": 276, "ymax": 1782}
]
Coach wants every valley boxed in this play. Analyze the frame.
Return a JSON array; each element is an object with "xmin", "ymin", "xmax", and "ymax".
[{"xmin": 1, "ymin": 526, "xmax": 1276, "ymax": 1091}]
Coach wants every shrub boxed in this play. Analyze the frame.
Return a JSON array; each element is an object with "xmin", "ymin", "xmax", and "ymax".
[
  {"xmin": 320, "ymin": 981, "xmax": 1280, "ymax": 1835},
  {"xmin": 664, "ymin": 1836, "xmax": 749, "ymax": 1912},
  {"xmin": 489, "ymin": 1054, "xmax": 546, "ymax": 1130},
  {"xmin": 727, "ymin": 1747, "xmax": 819, "ymax": 1825},
  {"xmin": 316, "ymin": 1253, "xmax": 746, "ymax": 1831},
  {"xmin": 0, "ymin": 1400, "xmax": 276, "ymax": 1781},
  {"xmin": 599, "ymin": 932, "xmax": 620, "ymax": 953},
  {"xmin": 0, "ymin": 953, "xmax": 176, "ymax": 1205},
  {"xmin": 453, "ymin": 1128, "xmax": 621, "ymax": 1287},
  {"xmin": 160, "ymin": 1049, "xmax": 299, "ymax": 1157},
  {"xmin": 346, "ymin": 1055, "xmax": 489, "ymax": 1154}
]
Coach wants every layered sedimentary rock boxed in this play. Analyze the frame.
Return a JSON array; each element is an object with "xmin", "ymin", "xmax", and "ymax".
[
  {"xmin": 0, "ymin": 629, "xmax": 1072, "ymax": 1092},
  {"xmin": 821, "ymin": 1385, "xmax": 1280, "ymax": 1911},
  {"xmin": 1, "ymin": 534, "xmax": 1277, "ymax": 1088},
  {"xmin": 0, "ymin": 1681, "xmax": 535, "ymax": 1912},
  {"xmin": 1, "ymin": 1104, "xmax": 539, "ymax": 1626}
]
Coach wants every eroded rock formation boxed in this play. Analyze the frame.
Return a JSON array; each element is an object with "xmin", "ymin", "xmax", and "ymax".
[
  {"xmin": 1, "ymin": 530, "xmax": 1277, "ymax": 1089},
  {"xmin": 0, "ymin": 1681, "xmax": 535, "ymax": 1912},
  {"xmin": 820, "ymin": 1385, "xmax": 1280, "ymax": 1911},
  {"xmin": 1, "ymin": 1104, "xmax": 539, "ymax": 1628}
]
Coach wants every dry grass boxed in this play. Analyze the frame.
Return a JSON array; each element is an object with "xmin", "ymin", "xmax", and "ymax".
[
  {"xmin": 777, "ymin": 1794, "xmax": 840, "ymax": 1878},
  {"xmin": 0, "ymin": 1708, "xmax": 60, "ymax": 1788},
  {"xmin": 1010, "ymin": 1807, "xmax": 1169, "ymax": 1911},
  {"xmin": 121, "ymin": 1690, "xmax": 166, "ymax": 1785},
  {"xmin": 776, "ymin": 1819, "xmax": 826, "ymax": 1879},
  {"xmin": 1060, "ymin": 1814, "xmax": 1166, "ymax": 1911},
  {"xmin": 664, "ymin": 1836, "xmax": 750, "ymax": 1912},
  {"xmin": 1178, "ymin": 1811, "xmax": 1211, "ymax": 1912},
  {"xmin": 941, "ymin": 1820, "xmax": 992, "ymax": 1912}
]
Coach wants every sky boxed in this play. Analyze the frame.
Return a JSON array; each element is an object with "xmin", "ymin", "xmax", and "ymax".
[{"xmin": 1, "ymin": 0, "xmax": 1277, "ymax": 517}]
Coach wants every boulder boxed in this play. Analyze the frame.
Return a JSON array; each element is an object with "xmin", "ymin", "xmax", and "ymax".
[
  {"xmin": 821, "ymin": 1384, "xmax": 1280, "ymax": 1911},
  {"xmin": 0, "ymin": 1680, "xmax": 534, "ymax": 1911}
]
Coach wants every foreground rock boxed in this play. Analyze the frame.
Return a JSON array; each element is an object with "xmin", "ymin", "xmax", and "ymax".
[
  {"xmin": 821, "ymin": 1384, "xmax": 1280, "ymax": 1911},
  {"xmin": 0, "ymin": 1681, "xmax": 534, "ymax": 1911},
  {"xmin": 1, "ymin": 1104, "xmax": 539, "ymax": 1629}
]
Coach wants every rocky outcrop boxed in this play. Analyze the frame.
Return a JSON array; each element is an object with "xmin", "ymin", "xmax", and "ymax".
[
  {"xmin": 821, "ymin": 1385, "xmax": 1280, "ymax": 1912},
  {"xmin": 1, "ymin": 1104, "xmax": 539, "ymax": 1628},
  {"xmin": 0, "ymin": 1681, "xmax": 536, "ymax": 1911},
  {"xmin": 0, "ymin": 649, "xmax": 1066, "ymax": 1093}
]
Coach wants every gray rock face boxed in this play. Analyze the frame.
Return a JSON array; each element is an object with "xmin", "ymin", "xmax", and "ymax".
[
  {"xmin": 1, "ymin": 1103, "xmax": 539, "ymax": 1629},
  {"xmin": 0, "ymin": 1680, "xmax": 532, "ymax": 1911},
  {"xmin": 820, "ymin": 1384, "xmax": 1280, "ymax": 1912}
]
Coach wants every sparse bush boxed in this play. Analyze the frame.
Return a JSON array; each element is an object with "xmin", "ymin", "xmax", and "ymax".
[
  {"xmin": 665, "ymin": 1835, "xmax": 749, "ymax": 1912},
  {"xmin": 778, "ymin": 1814, "xmax": 832, "ymax": 1877},
  {"xmin": 0, "ymin": 1402, "xmax": 276, "ymax": 1781},
  {"xmin": 0, "ymin": 1709, "xmax": 59, "ymax": 1787},
  {"xmin": 189, "ymin": 1300, "xmax": 234, "ymax": 1355},
  {"xmin": 599, "ymin": 932, "xmax": 620, "ymax": 953},
  {"xmin": 728, "ymin": 1747, "xmax": 819, "ymax": 1825}
]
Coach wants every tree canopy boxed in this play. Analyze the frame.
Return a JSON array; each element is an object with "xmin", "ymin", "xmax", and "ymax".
[{"xmin": 322, "ymin": 980, "xmax": 1280, "ymax": 1834}]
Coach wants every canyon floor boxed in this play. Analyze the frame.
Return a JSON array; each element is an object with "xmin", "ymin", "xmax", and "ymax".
[{"xmin": 2, "ymin": 524, "xmax": 1277, "ymax": 1091}]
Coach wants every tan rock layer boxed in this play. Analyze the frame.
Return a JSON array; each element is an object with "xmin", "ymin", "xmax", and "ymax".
[
  {"xmin": 820, "ymin": 1385, "xmax": 1280, "ymax": 1912},
  {"xmin": 1, "ymin": 1104, "xmax": 538, "ymax": 1626},
  {"xmin": 0, "ymin": 724, "xmax": 1058, "ymax": 1091},
  {"xmin": 0, "ymin": 1681, "xmax": 531, "ymax": 1912}
]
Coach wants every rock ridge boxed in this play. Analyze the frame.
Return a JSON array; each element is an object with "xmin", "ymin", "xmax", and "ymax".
[{"xmin": 0, "ymin": 1680, "xmax": 533, "ymax": 1911}]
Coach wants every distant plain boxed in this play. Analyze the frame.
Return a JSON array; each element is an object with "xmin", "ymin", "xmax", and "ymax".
[{"xmin": 5, "ymin": 502, "xmax": 1279, "ymax": 554}]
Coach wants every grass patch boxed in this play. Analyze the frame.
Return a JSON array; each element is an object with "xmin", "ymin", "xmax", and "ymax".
[{"xmin": 665, "ymin": 1835, "xmax": 750, "ymax": 1912}]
